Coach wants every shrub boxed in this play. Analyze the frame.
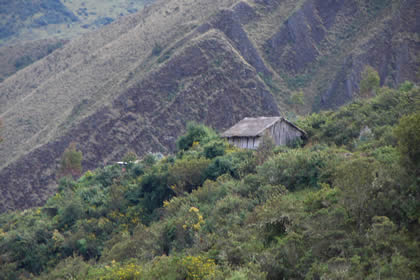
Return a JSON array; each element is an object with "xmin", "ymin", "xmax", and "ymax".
[
  {"xmin": 394, "ymin": 112, "xmax": 420, "ymax": 174},
  {"xmin": 58, "ymin": 142, "xmax": 83, "ymax": 179},
  {"xmin": 95, "ymin": 164, "xmax": 123, "ymax": 187},
  {"xmin": 255, "ymin": 134, "xmax": 274, "ymax": 165},
  {"xmin": 144, "ymin": 255, "xmax": 221, "ymax": 280},
  {"xmin": 258, "ymin": 149, "xmax": 332, "ymax": 191},
  {"xmin": 359, "ymin": 65, "xmax": 380, "ymax": 97},
  {"xmin": 127, "ymin": 169, "xmax": 173, "ymax": 221},
  {"xmin": 152, "ymin": 43, "xmax": 163, "ymax": 56},
  {"xmin": 58, "ymin": 196, "xmax": 85, "ymax": 229},
  {"xmin": 203, "ymin": 140, "xmax": 226, "ymax": 159},
  {"xmin": 176, "ymin": 123, "xmax": 217, "ymax": 151},
  {"xmin": 168, "ymin": 158, "xmax": 211, "ymax": 194},
  {"xmin": 204, "ymin": 156, "xmax": 236, "ymax": 180},
  {"xmin": 89, "ymin": 260, "xmax": 143, "ymax": 280}
]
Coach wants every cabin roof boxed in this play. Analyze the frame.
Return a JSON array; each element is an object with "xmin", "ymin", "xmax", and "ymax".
[{"xmin": 221, "ymin": 117, "xmax": 306, "ymax": 138}]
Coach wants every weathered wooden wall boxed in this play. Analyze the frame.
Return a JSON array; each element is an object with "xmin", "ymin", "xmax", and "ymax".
[
  {"xmin": 270, "ymin": 120, "xmax": 303, "ymax": 146},
  {"xmin": 227, "ymin": 120, "xmax": 303, "ymax": 149},
  {"xmin": 228, "ymin": 136, "xmax": 260, "ymax": 149}
]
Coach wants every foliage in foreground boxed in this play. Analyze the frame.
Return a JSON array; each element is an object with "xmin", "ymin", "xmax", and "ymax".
[{"xmin": 0, "ymin": 83, "xmax": 419, "ymax": 279}]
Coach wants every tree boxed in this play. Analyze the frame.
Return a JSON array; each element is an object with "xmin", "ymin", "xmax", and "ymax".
[
  {"xmin": 394, "ymin": 112, "xmax": 420, "ymax": 175},
  {"xmin": 58, "ymin": 142, "xmax": 83, "ymax": 179},
  {"xmin": 359, "ymin": 65, "xmax": 380, "ymax": 97},
  {"xmin": 290, "ymin": 90, "xmax": 305, "ymax": 114},
  {"xmin": 176, "ymin": 122, "xmax": 217, "ymax": 151},
  {"xmin": 168, "ymin": 157, "xmax": 211, "ymax": 194}
]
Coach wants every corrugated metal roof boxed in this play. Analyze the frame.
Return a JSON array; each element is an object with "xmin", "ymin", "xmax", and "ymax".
[
  {"xmin": 221, "ymin": 117, "xmax": 281, "ymax": 137},
  {"xmin": 221, "ymin": 117, "xmax": 306, "ymax": 138}
]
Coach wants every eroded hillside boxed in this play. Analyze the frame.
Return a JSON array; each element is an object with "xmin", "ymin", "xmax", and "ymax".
[{"xmin": 0, "ymin": 0, "xmax": 419, "ymax": 212}]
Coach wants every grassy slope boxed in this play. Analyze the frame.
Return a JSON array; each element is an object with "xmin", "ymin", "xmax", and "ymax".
[{"xmin": 0, "ymin": 39, "xmax": 67, "ymax": 83}]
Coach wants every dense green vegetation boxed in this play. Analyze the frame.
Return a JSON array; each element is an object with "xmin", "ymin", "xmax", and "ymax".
[{"xmin": 0, "ymin": 83, "xmax": 419, "ymax": 279}]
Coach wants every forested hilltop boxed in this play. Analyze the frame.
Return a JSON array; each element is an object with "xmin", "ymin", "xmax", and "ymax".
[{"xmin": 0, "ymin": 82, "xmax": 419, "ymax": 279}]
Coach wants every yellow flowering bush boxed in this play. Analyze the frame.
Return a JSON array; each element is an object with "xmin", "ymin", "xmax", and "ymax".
[
  {"xmin": 97, "ymin": 261, "xmax": 142, "ymax": 280},
  {"xmin": 52, "ymin": 229, "xmax": 65, "ymax": 247},
  {"xmin": 84, "ymin": 170, "xmax": 95, "ymax": 179},
  {"xmin": 192, "ymin": 141, "xmax": 200, "ymax": 148},
  {"xmin": 183, "ymin": 207, "xmax": 204, "ymax": 232},
  {"xmin": 145, "ymin": 255, "xmax": 219, "ymax": 280},
  {"xmin": 181, "ymin": 256, "xmax": 218, "ymax": 280}
]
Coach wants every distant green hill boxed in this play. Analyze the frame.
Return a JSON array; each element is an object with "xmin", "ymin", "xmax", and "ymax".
[
  {"xmin": 0, "ymin": 0, "xmax": 151, "ymax": 82},
  {"xmin": 0, "ymin": 0, "xmax": 78, "ymax": 44},
  {"xmin": 0, "ymin": 0, "xmax": 150, "ymax": 46}
]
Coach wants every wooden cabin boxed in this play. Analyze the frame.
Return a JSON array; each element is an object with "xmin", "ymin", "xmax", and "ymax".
[{"xmin": 221, "ymin": 117, "xmax": 306, "ymax": 149}]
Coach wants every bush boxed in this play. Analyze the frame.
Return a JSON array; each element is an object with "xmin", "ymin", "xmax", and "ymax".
[
  {"xmin": 152, "ymin": 43, "xmax": 163, "ymax": 56},
  {"xmin": 204, "ymin": 156, "xmax": 236, "ymax": 181},
  {"xmin": 258, "ymin": 149, "xmax": 333, "ymax": 191},
  {"xmin": 58, "ymin": 197, "xmax": 85, "ymax": 229},
  {"xmin": 168, "ymin": 158, "xmax": 211, "ymax": 194},
  {"xmin": 394, "ymin": 112, "xmax": 420, "ymax": 174},
  {"xmin": 88, "ymin": 260, "xmax": 143, "ymax": 280},
  {"xmin": 95, "ymin": 164, "xmax": 123, "ymax": 187},
  {"xmin": 144, "ymin": 255, "xmax": 221, "ymax": 280},
  {"xmin": 176, "ymin": 123, "xmax": 217, "ymax": 151},
  {"xmin": 359, "ymin": 65, "xmax": 380, "ymax": 97},
  {"xmin": 203, "ymin": 140, "xmax": 226, "ymax": 159},
  {"xmin": 38, "ymin": 256, "xmax": 90, "ymax": 280},
  {"xmin": 126, "ymin": 169, "xmax": 173, "ymax": 222},
  {"xmin": 58, "ymin": 142, "xmax": 83, "ymax": 179}
]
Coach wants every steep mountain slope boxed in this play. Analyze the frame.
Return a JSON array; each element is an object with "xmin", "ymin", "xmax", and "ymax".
[
  {"xmin": 0, "ymin": 0, "xmax": 150, "ymax": 46},
  {"xmin": 0, "ymin": 38, "xmax": 67, "ymax": 82},
  {"xmin": 0, "ymin": 0, "xmax": 78, "ymax": 44},
  {"xmin": 0, "ymin": 0, "xmax": 151, "ymax": 81},
  {"xmin": 0, "ymin": 0, "xmax": 419, "ymax": 212}
]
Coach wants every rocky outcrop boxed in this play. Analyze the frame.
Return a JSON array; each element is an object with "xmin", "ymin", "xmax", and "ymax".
[{"xmin": 320, "ymin": 0, "xmax": 420, "ymax": 108}]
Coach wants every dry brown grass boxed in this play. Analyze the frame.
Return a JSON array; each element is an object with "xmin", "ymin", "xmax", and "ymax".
[
  {"xmin": 0, "ymin": 0, "xmax": 238, "ymax": 170},
  {"xmin": 0, "ymin": 39, "xmax": 66, "ymax": 82}
]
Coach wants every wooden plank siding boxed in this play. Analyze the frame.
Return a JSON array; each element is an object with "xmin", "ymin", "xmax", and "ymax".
[
  {"xmin": 228, "ymin": 136, "xmax": 260, "ymax": 149},
  {"xmin": 269, "ymin": 120, "xmax": 303, "ymax": 146},
  {"xmin": 225, "ymin": 119, "xmax": 304, "ymax": 149}
]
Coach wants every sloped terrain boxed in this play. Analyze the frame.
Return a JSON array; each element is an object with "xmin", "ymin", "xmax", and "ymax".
[
  {"xmin": 0, "ymin": 0, "xmax": 78, "ymax": 44},
  {"xmin": 0, "ymin": 0, "xmax": 150, "ymax": 81},
  {"xmin": 0, "ymin": 0, "xmax": 419, "ymax": 212},
  {"xmin": 0, "ymin": 39, "xmax": 67, "ymax": 82},
  {"xmin": 0, "ymin": 0, "xmax": 150, "ymax": 46},
  {"xmin": 0, "ymin": 85, "xmax": 419, "ymax": 279}
]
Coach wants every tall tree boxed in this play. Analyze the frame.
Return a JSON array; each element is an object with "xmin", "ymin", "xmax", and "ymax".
[
  {"xmin": 290, "ymin": 90, "xmax": 305, "ymax": 114},
  {"xmin": 394, "ymin": 112, "xmax": 420, "ymax": 175},
  {"xmin": 359, "ymin": 65, "xmax": 380, "ymax": 97},
  {"xmin": 58, "ymin": 142, "xmax": 83, "ymax": 179}
]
